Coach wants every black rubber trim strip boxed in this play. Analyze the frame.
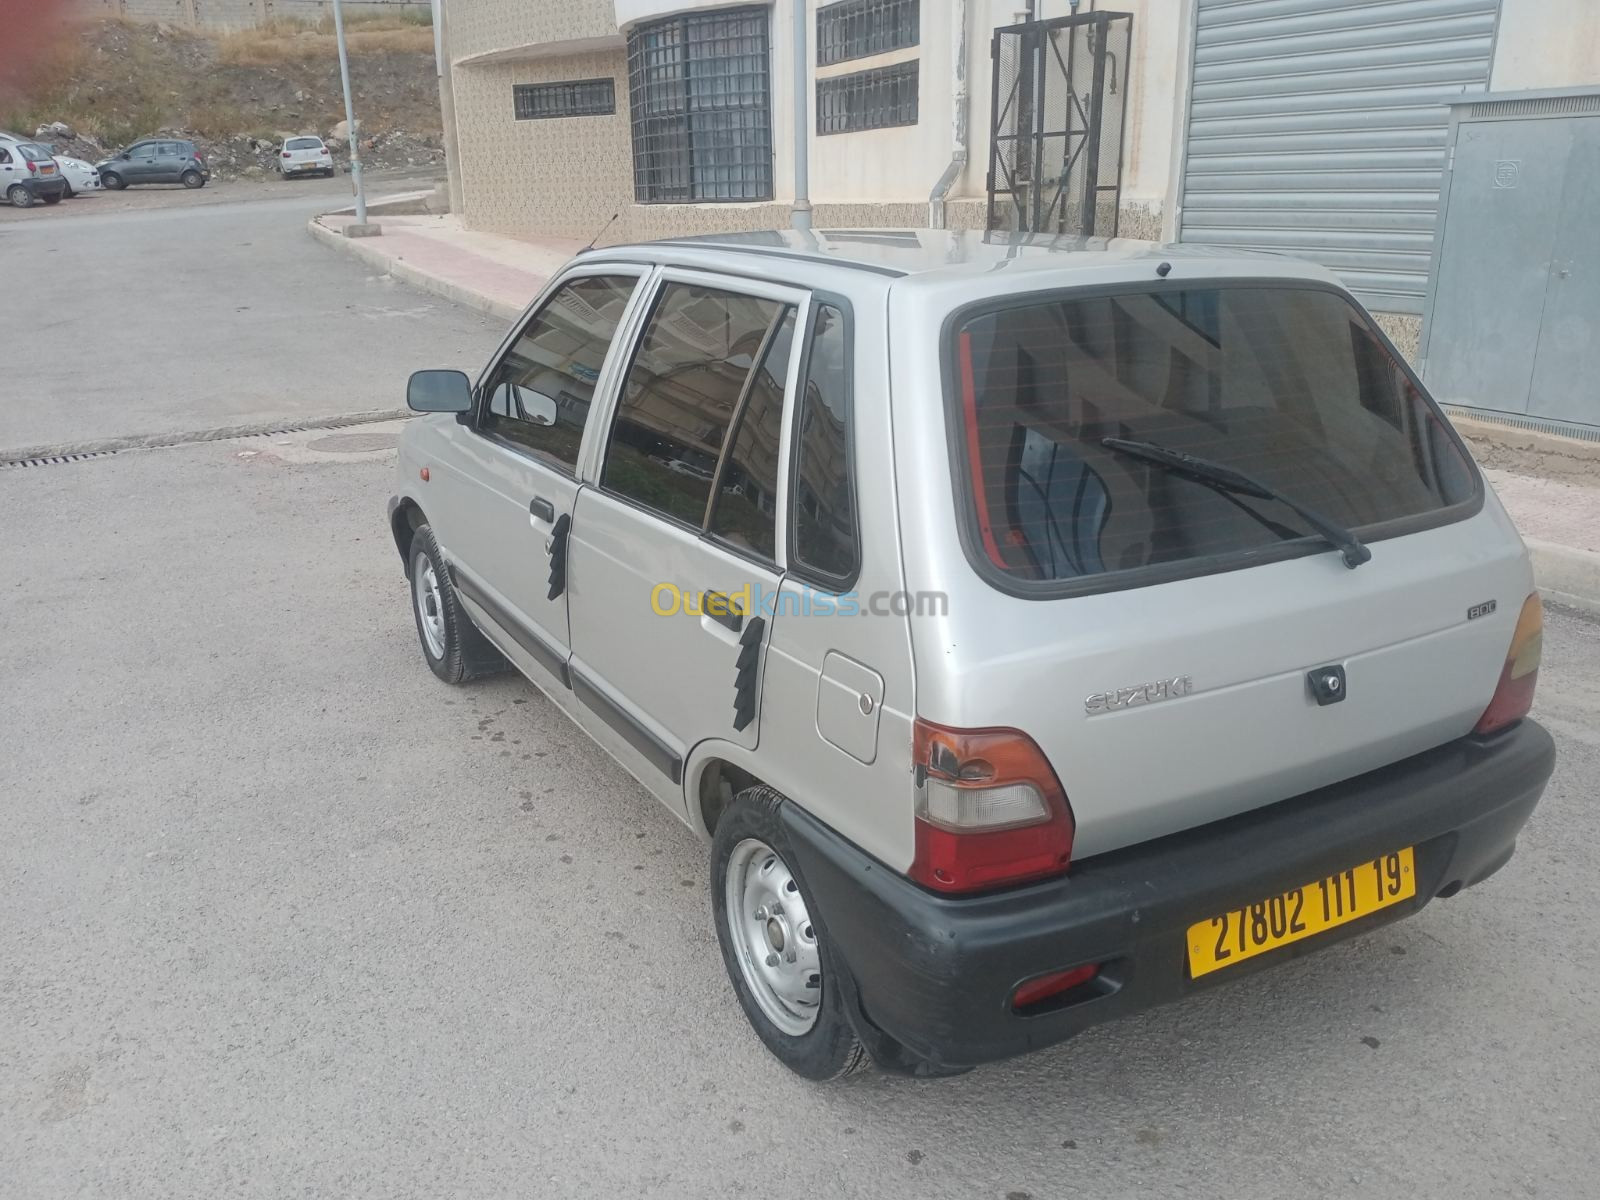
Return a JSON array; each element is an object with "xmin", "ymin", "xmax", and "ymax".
[
  {"xmin": 571, "ymin": 667, "xmax": 684, "ymax": 785},
  {"xmin": 452, "ymin": 570, "xmax": 572, "ymax": 689},
  {"xmin": 546, "ymin": 512, "xmax": 572, "ymax": 601}
]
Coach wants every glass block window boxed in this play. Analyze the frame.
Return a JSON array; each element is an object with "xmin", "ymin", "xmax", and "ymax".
[
  {"xmin": 817, "ymin": 61, "xmax": 919, "ymax": 135},
  {"xmin": 817, "ymin": 0, "xmax": 920, "ymax": 67},
  {"xmin": 627, "ymin": 6, "xmax": 773, "ymax": 203},
  {"xmin": 513, "ymin": 79, "xmax": 616, "ymax": 120}
]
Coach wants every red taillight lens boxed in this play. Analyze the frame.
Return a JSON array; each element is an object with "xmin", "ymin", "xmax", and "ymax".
[
  {"xmin": 909, "ymin": 719, "xmax": 1075, "ymax": 894},
  {"xmin": 26, "ymin": 160, "xmax": 37, "ymax": 175},
  {"xmin": 1474, "ymin": 593, "xmax": 1543, "ymax": 735},
  {"xmin": 1012, "ymin": 963, "xmax": 1100, "ymax": 1011},
  {"xmin": 281, "ymin": 151, "xmax": 292, "ymax": 158}
]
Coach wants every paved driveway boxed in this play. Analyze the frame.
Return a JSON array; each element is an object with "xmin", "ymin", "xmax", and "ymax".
[{"xmin": 1, "ymin": 191, "xmax": 1596, "ymax": 1200}]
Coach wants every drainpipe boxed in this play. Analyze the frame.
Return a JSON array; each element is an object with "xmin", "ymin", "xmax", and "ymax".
[
  {"xmin": 792, "ymin": 0, "xmax": 812, "ymax": 230},
  {"xmin": 928, "ymin": 0, "xmax": 969, "ymax": 229}
]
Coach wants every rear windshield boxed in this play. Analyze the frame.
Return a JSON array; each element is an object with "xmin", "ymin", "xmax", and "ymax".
[
  {"xmin": 951, "ymin": 284, "xmax": 1477, "ymax": 588},
  {"xmin": 286, "ymin": 138, "xmax": 321, "ymax": 150},
  {"xmin": 17, "ymin": 144, "xmax": 52, "ymax": 162}
]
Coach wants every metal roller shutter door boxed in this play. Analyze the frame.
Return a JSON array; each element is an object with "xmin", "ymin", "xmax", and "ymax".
[{"xmin": 1178, "ymin": 0, "xmax": 1499, "ymax": 314}]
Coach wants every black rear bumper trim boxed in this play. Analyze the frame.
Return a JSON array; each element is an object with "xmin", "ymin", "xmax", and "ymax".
[{"xmin": 780, "ymin": 721, "xmax": 1555, "ymax": 1071}]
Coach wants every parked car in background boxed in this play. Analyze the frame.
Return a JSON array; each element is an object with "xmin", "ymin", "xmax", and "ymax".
[
  {"xmin": 1, "ymin": 141, "xmax": 68, "ymax": 208},
  {"xmin": 278, "ymin": 135, "xmax": 334, "ymax": 179},
  {"xmin": 51, "ymin": 154, "xmax": 102, "ymax": 197},
  {"xmin": 387, "ymin": 231, "xmax": 1555, "ymax": 1080},
  {"xmin": 96, "ymin": 139, "xmax": 209, "ymax": 190}
]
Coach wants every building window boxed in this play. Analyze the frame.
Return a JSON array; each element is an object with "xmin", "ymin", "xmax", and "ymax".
[
  {"xmin": 817, "ymin": 61, "xmax": 919, "ymax": 135},
  {"xmin": 627, "ymin": 7, "xmax": 773, "ymax": 203},
  {"xmin": 513, "ymin": 79, "xmax": 616, "ymax": 120},
  {"xmin": 817, "ymin": 0, "xmax": 919, "ymax": 67}
]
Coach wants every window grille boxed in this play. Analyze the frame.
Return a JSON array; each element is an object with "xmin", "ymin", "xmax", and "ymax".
[
  {"xmin": 817, "ymin": 61, "xmax": 919, "ymax": 135},
  {"xmin": 513, "ymin": 79, "xmax": 616, "ymax": 120}
]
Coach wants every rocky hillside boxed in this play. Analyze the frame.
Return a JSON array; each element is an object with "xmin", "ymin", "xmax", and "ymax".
[{"xmin": 1, "ymin": 16, "xmax": 444, "ymax": 179}]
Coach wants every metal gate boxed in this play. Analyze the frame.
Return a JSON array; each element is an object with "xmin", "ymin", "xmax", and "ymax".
[
  {"xmin": 986, "ymin": 11, "xmax": 1132, "ymax": 238},
  {"xmin": 1176, "ymin": 0, "xmax": 1499, "ymax": 315}
]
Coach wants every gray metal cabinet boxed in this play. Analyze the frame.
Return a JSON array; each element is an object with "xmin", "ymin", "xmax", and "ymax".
[{"xmin": 1419, "ymin": 90, "xmax": 1600, "ymax": 432}]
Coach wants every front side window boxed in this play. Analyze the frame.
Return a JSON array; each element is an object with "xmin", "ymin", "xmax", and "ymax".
[
  {"xmin": 627, "ymin": 7, "xmax": 773, "ymax": 203},
  {"xmin": 482, "ymin": 275, "xmax": 638, "ymax": 473},
  {"xmin": 791, "ymin": 305, "xmax": 858, "ymax": 582},
  {"xmin": 604, "ymin": 283, "xmax": 788, "ymax": 531},
  {"xmin": 130, "ymin": 144, "xmax": 156, "ymax": 160},
  {"xmin": 951, "ymin": 285, "xmax": 1478, "ymax": 588}
]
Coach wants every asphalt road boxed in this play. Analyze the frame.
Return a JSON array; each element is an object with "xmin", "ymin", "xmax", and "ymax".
[
  {"xmin": 0, "ymin": 171, "xmax": 497, "ymax": 452},
  {"xmin": 2, "ymin": 188, "xmax": 1598, "ymax": 1200}
]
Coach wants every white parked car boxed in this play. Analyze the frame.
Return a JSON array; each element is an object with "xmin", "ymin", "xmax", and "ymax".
[
  {"xmin": 388, "ymin": 232, "xmax": 1555, "ymax": 1080},
  {"xmin": 278, "ymin": 135, "xmax": 334, "ymax": 179},
  {"xmin": 52, "ymin": 155, "xmax": 101, "ymax": 197}
]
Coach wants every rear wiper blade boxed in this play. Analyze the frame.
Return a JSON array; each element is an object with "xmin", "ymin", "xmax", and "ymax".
[{"xmin": 1100, "ymin": 436, "xmax": 1372, "ymax": 569}]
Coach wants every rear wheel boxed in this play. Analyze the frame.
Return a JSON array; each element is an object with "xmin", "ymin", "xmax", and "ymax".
[
  {"xmin": 712, "ymin": 786, "xmax": 869, "ymax": 1081},
  {"xmin": 6, "ymin": 184, "xmax": 32, "ymax": 209},
  {"xmin": 408, "ymin": 524, "xmax": 506, "ymax": 684},
  {"xmin": 181, "ymin": 169, "xmax": 204, "ymax": 189},
  {"xmin": 102, "ymin": 172, "xmax": 125, "ymax": 190}
]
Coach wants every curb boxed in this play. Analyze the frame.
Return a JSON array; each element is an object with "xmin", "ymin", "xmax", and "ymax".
[
  {"xmin": 306, "ymin": 217, "xmax": 524, "ymax": 324},
  {"xmin": 1527, "ymin": 538, "xmax": 1600, "ymax": 619}
]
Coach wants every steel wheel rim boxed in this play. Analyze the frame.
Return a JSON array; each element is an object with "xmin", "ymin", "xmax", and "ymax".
[
  {"xmin": 413, "ymin": 558, "xmax": 446, "ymax": 660},
  {"xmin": 724, "ymin": 838, "xmax": 821, "ymax": 1036}
]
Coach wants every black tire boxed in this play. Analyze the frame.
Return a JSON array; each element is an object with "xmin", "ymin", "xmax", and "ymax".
[
  {"xmin": 102, "ymin": 172, "xmax": 125, "ymax": 190},
  {"xmin": 42, "ymin": 193, "xmax": 62, "ymax": 205},
  {"xmin": 181, "ymin": 170, "xmax": 205, "ymax": 189},
  {"xmin": 63, "ymin": 184, "xmax": 75, "ymax": 198},
  {"xmin": 407, "ymin": 523, "xmax": 506, "ymax": 684},
  {"xmin": 7, "ymin": 184, "xmax": 33, "ymax": 209},
  {"xmin": 711, "ymin": 786, "xmax": 869, "ymax": 1082}
]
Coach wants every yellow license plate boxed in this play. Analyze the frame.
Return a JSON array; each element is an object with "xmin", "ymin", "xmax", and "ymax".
[{"xmin": 1187, "ymin": 847, "xmax": 1416, "ymax": 978}]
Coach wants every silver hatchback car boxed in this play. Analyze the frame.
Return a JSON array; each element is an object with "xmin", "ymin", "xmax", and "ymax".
[{"xmin": 388, "ymin": 231, "xmax": 1554, "ymax": 1079}]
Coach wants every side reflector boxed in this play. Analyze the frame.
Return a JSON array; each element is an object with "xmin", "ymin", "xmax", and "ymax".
[
  {"xmin": 1474, "ymin": 593, "xmax": 1542, "ymax": 735},
  {"xmin": 419, "ymin": 467, "xmax": 430, "ymax": 482}
]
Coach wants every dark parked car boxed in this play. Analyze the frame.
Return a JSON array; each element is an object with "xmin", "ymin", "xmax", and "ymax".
[
  {"xmin": 1, "ymin": 141, "xmax": 68, "ymax": 208},
  {"xmin": 96, "ymin": 139, "xmax": 209, "ymax": 190}
]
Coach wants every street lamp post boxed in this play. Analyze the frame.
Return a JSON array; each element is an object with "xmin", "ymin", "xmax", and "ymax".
[{"xmin": 332, "ymin": 0, "xmax": 380, "ymax": 236}]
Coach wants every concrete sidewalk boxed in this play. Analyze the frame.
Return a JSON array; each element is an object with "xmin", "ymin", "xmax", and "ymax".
[{"xmin": 308, "ymin": 212, "xmax": 1600, "ymax": 616}]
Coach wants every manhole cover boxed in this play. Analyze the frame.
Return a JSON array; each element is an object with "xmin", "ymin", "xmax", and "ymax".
[{"xmin": 306, "ymin": 432, "xmax": 399, "ymax": 454}]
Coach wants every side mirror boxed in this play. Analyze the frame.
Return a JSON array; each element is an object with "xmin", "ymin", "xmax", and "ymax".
[
  {"xmin": 118, "ymin": 152, "xmax": 130, "ymax": 160},
  {"xmin": 407, "ymin": 369, "xmax": 473, "ymax": 414},
  {"xmin": 520, "ymin": 389, "xmax": 559, "ymax": 427}
]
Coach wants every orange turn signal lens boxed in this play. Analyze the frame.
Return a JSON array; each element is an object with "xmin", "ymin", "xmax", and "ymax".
[{"xmin": 1474, "ymin": 593, "xmax": 1542, "ymax": 735}]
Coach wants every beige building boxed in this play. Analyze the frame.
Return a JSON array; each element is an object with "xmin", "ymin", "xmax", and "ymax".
[{"xmin": 437, "ymin": 0, "xmax": 1600, "ymax": 343}]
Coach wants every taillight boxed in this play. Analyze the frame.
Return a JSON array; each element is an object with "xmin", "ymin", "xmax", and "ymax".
[
  {"xmin": 281, "ymin": 151, "xmax": 292, "ymax": 158},
  {"xmin": 26, "ymin": 160, "xmax": 37, "ymax": 175},
  {"xmin": 1474, "ymin": 593, "xmax": 1543, "ymax": 735},
  {"xmin": 909, "ymin": 718, "xmax": 1075, "ymax": 894}
]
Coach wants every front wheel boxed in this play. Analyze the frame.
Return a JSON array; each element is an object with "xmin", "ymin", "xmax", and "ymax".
[
  {"xmin": 102, "ymin": 172, "xmax": 125, "ymax": 190},
  {"xmin": 712, "ymin": 786, "xmax": 868, "ymax": 1081},
  {"xmin": 407, "ymin": 523, "xmax": 506, "ymax": 684},
  {"xmin": 181, "ymin": 170, "xmax": 204, "ymax": 189},
  {"xmin": 63, "ymin": 184, "xmax": 75, "ymax": 198},
  {"xmin": 6, "ymin": 184, "xmax": 32, "ymax": 209},
  {"xmin": 42, "ymin": 193, "xmax": 62, "ymax": 205}
]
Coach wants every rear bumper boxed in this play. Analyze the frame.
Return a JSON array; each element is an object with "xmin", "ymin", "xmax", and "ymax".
[
  {"xmin": 22, "ymin": 177, "xmax": 68, "ymax": 198},
  {"xmin": 782, "ymin": 721, "xmax": 1555, "ymax": 1072}
]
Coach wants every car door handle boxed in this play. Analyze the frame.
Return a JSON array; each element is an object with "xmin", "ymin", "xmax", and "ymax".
[
  {"xmin": 701, "ymin": 592, "xmax": 744, "ymax": 634},
  {"xmin": 529, "ymin": 496, "xmax": 555, "ymax": 523}
]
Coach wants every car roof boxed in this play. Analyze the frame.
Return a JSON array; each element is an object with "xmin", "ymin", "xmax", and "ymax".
[{"xmin": 586, "ymin": 228, "xmax": 1346, "ymax": 293}]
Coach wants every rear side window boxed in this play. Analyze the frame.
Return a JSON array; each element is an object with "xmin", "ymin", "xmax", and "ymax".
[
  {"xmin": 790, "ymin": 304, "xmax": 858, "ymax": 582},
  {"xmin": 604, "ymin": 283, "xmax": 787, "ymax": 529},
  {"xmin": 483, "ymin": 274, "xmax": 638, "ymax": 473},
  {"xmin": 707, "ymin": 309, "xmax": 797, "ymax": 561},
  {"xmin": 951, "ymin": 285, "xmax": 1477, "ymax": 588}
]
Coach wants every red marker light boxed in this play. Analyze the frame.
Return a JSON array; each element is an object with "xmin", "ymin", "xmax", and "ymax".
[{"xmin": 419, "ymin": 467, "xmax": 430, "ymax": 482}]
